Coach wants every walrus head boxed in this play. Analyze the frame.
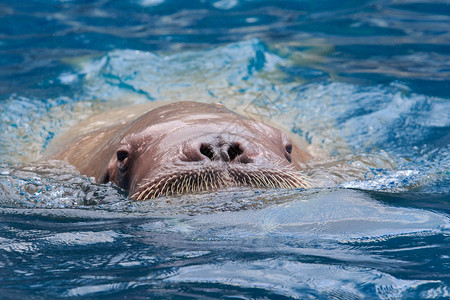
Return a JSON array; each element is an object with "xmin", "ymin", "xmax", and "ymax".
[{"xmin": 101, "ymin": 102, "xmax": 309, "ymax": 200}]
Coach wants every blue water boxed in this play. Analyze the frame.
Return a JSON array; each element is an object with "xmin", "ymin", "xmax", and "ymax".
[{"xmin": 1, "ymin": 0, "xmax": 449, "ymax": 299}]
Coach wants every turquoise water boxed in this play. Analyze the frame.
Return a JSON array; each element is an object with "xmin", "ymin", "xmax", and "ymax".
[{"xmin": 1, "ymin": 0, "xmax": 449, "ymax": 299}]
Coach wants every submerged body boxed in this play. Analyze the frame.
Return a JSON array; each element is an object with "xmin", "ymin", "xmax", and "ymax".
[{"xmin": 46, "ymin": 101, "xmax": 310, "ymax": 200}]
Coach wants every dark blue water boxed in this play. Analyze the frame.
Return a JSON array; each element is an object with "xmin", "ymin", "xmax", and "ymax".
[{"xmin": 1, "ymin": 0, "xmax": 449, "ymax": 299}]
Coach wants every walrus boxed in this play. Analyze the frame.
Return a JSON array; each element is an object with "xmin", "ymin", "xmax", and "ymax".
[{"xmin": 45, "ymin": 101, "xmax": 311, "ymax": 200}]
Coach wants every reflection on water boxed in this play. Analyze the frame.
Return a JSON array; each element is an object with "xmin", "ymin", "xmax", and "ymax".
[
  {"xmin": 1, "ymin": 0, "xmax": 449, "ymax": 97},
  {"xmin": 0, "ymin": 0, "xmax": 449, "ymax": 298},
  {"xmin": 1, "ymin": 188, "xmax": 448, "ymax": 298},
  {"xmin": 0, "ymin": 40, "xmax": 448, "ymax": 299},
  {"xmin": 2, "ymin": 40, "xmax": 447, "ymax": 193}
]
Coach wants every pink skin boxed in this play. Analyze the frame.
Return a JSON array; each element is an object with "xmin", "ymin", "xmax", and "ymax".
[{"xmin": 51, "ymin": 101, "xmax": 309, "ymax": 200}]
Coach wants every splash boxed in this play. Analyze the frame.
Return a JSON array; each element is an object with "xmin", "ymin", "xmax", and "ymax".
[{"xmin": 0, "ymin": 39, "xmax": 448, "ymax": 211}]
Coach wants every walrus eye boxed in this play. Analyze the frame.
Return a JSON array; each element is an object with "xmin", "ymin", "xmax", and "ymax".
[
  {"xmin": 285, "ymin": 144, "xmax": 292, "ymax": 154},
  {"xmin": 117, "ymin": 150, "xmax": 129, "ymax": 172},
  {"xmin": 285, "ymin": 144, "xmax": 292, "ymax": 163},
  {"xmin": 117, "ymin": 150, "xmax": 128, "ymax": 162}
]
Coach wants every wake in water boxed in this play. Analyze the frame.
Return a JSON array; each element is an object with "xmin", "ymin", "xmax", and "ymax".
[
  {"xmin": 0, "ymin": 40, "xmax": 448, "ymax": 299},
  {"xmin": 1, "ymin": 40, "xmax": 448, "ymax": 210}
]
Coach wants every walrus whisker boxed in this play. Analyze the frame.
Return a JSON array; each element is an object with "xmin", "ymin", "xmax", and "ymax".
[
  {"xmin": 201, "ymin": 173, "xmax": 206, "ymax": 191},
  {"xmin": 292, "ymin": 173, "xmax": 306, "ymax": 187},
  {"xmin": 135, "ymin": 183, "xmax": 153, "ymax": 201},
  {"xmin": 135, "ymin": 184, "xmax": 149, "ymax": 200},
  {"xmin": 179, "ymin": 175, "xmax": 186, "ymax": 195},
  {"xmin": 246, "ymin": 173, "xmax": 254, "ymax": 186},
  {"xmin": 203, "ymin": 173, "xmax": 207, "ymax": 191},
  {"xmin": 196, "ymin": 174, "xmax": 201, "ymax": 192},
  {"xmin": 208, "ymin": 173, "xmax": 213, "ymax": 190},
  {"xmin": 190, "ymin": 174, "xmax": 197, "ymax": 193},
  {"xmin": 258, "ymin": 173, "xmax": 270, "ymax": 188},
  {"xmin": 174, "ymin": 179, "xmax": 179, "ymax": 195},
  {"xmin": 140, "ymin": 187, "xmax": 150, "ymax": 200},
  {"xmin": 257, "ymin": 173, "xmax": 270, "ymax": 188},
  {"xmin": 269, "ymin": 174, "xmax": 278, "ymax": 188},
  {"xmin": 205, "ymin": 172, "xmax": 211, "ymax": 190},
  {"xmin": 48, "ymin": 101, "xmax": 313, "ymax": 202},
  {"xmin": 182, "ymin": 174, "xmax": 189, "ymax": 193},
  {"xmin": 252, "ymin": 173, "xmax": 264, "ymax": 187},
  {"xmin": 180, "ymin": 176, "xmax": 187, "ymax": 194},
  {"xmin": 272, "ymin": 174, "xmax": 286, "ymax": 189},
  {"xmin": 130, "ymin": 160, "xmax": 310, "ymax": 201},
  {"xmin": 262, "ymin": 173, "xmax": 273, "ymax": 188},
  {"xmin": 272, "ymin": 172, "xmax": 286, "ymax": 188},
  {"xmin": 199, "ymin": 173, "xmax": 204, "ymax": 192},
  {"xmin": 170, "ymin": 177, "xmax": 177, "ymax": 196},
  {"xmin": 183, "ymin": 174, "xmax": 189, "ymax": 193},
  {"xmin": 262, "ymin": 173, "xmax": 272, "ymax": 187},
  {"xmin": 191, "ymin": 175, "xmax": 197, "ymax": 193},
  {"xmin": 227, "ymin": 162, "xmax": 310, "ymax": 191},
  {"xmin": 205, "ymin": 173, "xmax": 210, "ymax": 190},
  {"xmin": 176, "ymin": 177, "xmax": 182, "ymax": 195},
  {"xmin": 186, "ymin": 178, "xmax": 193, "ymax": 194},
  {"xmin": 275, "ymin": 173, "xmax": 290, "ymax": 189},
  {"xmin": 180, "ymin": 176, "xmax": 187, "ymax": 195}
]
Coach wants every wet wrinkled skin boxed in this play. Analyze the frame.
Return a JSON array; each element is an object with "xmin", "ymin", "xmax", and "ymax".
[{"xmin": 48, "ymin": 102, "xmax": 310, "ymax": 200}]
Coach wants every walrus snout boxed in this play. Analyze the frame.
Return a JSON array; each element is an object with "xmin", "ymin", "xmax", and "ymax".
[
  {"xmin": 47, "ymin": 101, "xmax": 311, "ymax": 200},
  {"xmin": 181, "ymin": 136, "xmax": 255, "ymax": 164}
]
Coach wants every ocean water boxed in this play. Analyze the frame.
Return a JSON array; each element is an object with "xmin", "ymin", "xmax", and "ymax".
[{"xmin": 0, "ymin": 0, "xmax": 449, "ymax": 299}]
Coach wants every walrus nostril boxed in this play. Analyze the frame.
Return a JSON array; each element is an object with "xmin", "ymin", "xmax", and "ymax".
[
  {"xmin": 285, "ymin": 144, "xmax": 292, "ymax": 154},
  {"xmin": 200, "ymin": 143, "xmax": 215, "ymax": 160},
  {"xmin": 228, "ymin": 143, "xmax": 243, "ymax": 161}
]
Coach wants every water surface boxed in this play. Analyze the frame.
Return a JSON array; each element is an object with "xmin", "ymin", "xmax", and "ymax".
[{"xmin": 0, "ymin": 0, "xmax": 449, "ymax": 299}]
